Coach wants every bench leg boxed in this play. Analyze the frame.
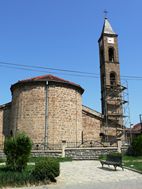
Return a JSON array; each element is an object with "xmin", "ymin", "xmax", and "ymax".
[
  {"xmin": 101, "ymin": 163, "xmax": 104, "ymax": 168},
  {"xmin": 114, "ymin": 165, "xmax": 117, "ymax": 171}
]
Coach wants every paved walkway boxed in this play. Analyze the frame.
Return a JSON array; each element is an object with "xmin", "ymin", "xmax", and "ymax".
[
  {"xmin": 12, "ymin": 160, "xmax": 142, "ymax": 189},
  {"xmin": 47, "ymin": 160, "xmax": 142, "ymax": 189}
]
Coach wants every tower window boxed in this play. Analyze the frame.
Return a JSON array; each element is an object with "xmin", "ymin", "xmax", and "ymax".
[
  {"xmin": 110, "ymin": 72, "xmax": 117, "ymax": 86},
  {"xmin": 108, "ymin": 47, "xmax": 115, "ymax": 62}
]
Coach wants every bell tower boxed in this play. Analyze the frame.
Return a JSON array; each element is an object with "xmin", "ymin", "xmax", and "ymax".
[{"xmin": 98, "ymin": 18, "xmax": 124, "ymax": 140}]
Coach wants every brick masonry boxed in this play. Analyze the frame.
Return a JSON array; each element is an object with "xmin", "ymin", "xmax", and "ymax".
[
  {"xmin": 82, "ymin": 106, "xmax": 102, "ymax": 142},
  {"xmin": 47, "ymin": 83, "xmax": 83, "ymax": 146},
  {"xmin": 10, "ymin": 83, "xmax": 46, "ymax": 144},
  {"xmin": 0, "ymin": 109, "xmax": 3, "ymax": 147},
  {"xmin": 0, "ymin": 103, "xmax": 11, "ymax": 148},
  {"xmin": 1, "ymin": 80, "xmax": 85, "ymax": 148},
  {"xmin": 0, "ymin": 76, "xmax": 119, "ymax": 150}
]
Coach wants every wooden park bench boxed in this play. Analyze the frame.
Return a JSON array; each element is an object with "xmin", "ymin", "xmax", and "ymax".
[{"xmin": 100, "ymin": 154, "xmax": 124, "ymax": 171}]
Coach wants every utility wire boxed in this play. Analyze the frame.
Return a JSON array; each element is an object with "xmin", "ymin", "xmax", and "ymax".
[
  {"xmin": 0, "ymin": 64, "xmax": 99, "ymax": 78},
  {"xmin": 0, "ymin": 61, "xmax": 98, "ymax": 76},
  {"xmin": 0, "ymin": 61, "xmax": 142, "ymax": 80}
]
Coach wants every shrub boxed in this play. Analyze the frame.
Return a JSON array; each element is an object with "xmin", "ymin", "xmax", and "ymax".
[
  {"xmin": 98, "ymin": 154, "xmax": 107, "ymax": 160},
  {"xmin": 130, "ymin": 134, "xmax": 142, "ymax": 156},
  {"xmin": 0, "ymin": 158, "xmax": 5, "ymax": 163},
  {"xmin": 32, "ymin": 157, "xmax": 60, "ymax": 182},
  {"xmin": 108, "ymin": 152, "xmax": 122, "ymax": 157},
  {"xmin": 4, "ymin": 132, "xmax": 32, "ymax": 172},
  {"xmin": 0, "ymin": 165, "xmax": 35, "ymax": 187},
  {"xmin": 29, "ymin": 156, "xmax": 72, "ymax": 163}
]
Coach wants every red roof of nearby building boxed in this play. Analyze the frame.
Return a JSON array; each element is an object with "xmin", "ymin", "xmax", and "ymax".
[
  {"xmin": 125, "ymin": 123, "xmax": 142, "ymax": 134},
  {"xmin": 132, "ymin": 123, "xmax": 142, "ymax": 132},
  {"xmin": 11, "ymin": 74, "xmax": 84, "ymax": 93},
  {"xmin": 126, "ymin": 123, "xmax": 142, "ymax": 134}
]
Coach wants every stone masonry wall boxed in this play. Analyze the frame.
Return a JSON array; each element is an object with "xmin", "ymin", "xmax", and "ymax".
[
  {"xmin": 47, "ymin": 83, "xmax": 83, "ymax": 147},
  {"xmin": 65, "ymin": 147, "xmax": 118, "ymax": 160},
  {"xmin": 10, "ymin": 82, "xmax": 83, "ymax": 148},
  {"xmin": 82, "ymin": 106, "xmax": 101, "ymax": 142},
  {"xmin": 0, "ymin": 109, "xmax": 3, "ymax": 148},
  {"xmin": 0, "ymin": 103, "xmax": 11, "ymax": 148},
  {"xmin": 11, "ymin": 83, "xmax": 46, "ymax": 144}
]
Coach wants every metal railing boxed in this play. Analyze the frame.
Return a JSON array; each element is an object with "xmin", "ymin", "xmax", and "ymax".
[{"xmin": 32, "ymin": 143, "xmax": 62, "ymax": 150}]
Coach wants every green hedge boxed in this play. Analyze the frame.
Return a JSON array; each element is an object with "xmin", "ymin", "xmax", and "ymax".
[
  {"xmin": 32, "ymin": 157, "xmax": 60, "ymax": 182},
  {"xmin": 108, "ymin": 152, "xmax": 122, "ymax": 157}
]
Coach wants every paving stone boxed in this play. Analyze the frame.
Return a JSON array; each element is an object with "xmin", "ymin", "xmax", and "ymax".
[
  {"xmin": 48, "ymin": 160, "xmax": 142, "ymax": 189},
  {"xmin": 11, "ymin": 160, "xmax": 142, "ymax": 189}
]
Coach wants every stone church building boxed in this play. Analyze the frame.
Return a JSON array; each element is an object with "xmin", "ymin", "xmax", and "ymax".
[{"xmin": 0, "ymin": 18, "xmax": 124, "ymax": 149}]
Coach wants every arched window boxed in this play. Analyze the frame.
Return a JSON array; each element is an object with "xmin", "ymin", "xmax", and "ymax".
[
  {"xmin": 108, "ymin": 47, "xmax": 115, "ymax": 62},
  {"xmin": 110, "ymin": 72, "xmax": 117, "ymax": 86}
]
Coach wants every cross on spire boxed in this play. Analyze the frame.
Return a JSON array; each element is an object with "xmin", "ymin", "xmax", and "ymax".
[{"xmin": 104, "ymin": 10, "xmax": 108, "ymax": 19}]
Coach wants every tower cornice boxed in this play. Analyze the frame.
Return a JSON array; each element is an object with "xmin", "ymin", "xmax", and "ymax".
[{"xmin": 98, "ymin": 33, "xmax": 118, "ymax": 43}]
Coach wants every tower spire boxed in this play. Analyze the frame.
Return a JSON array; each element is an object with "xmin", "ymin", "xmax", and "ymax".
[{"xmin": 102, "ymin": 18, "xmax": 116, "ymax": 35}]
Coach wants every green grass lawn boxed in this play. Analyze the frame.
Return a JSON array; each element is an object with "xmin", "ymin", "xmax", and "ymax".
[
  {"xmin": 123, "ymin": 155, "xmax": 142, "ymax": 161},
  {"xmin": 124, "ymin": 161, "xmax": 142, "ymax": 171},
  {"xmin": 0, "ymin": 165, "xmax": 35, "ymax": 188},
  {"xmin": 123, "ymin": 155, "xmax": 142, "ymax": 172}
]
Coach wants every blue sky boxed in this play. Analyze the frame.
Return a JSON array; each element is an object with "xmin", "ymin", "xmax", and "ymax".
[{"xmin": 0, "ymin": 0, "xmax": 142, "ymax": 126}]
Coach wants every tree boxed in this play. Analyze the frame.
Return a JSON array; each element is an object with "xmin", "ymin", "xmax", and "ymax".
[
  {"xmin": 131, "ymin": 134, "xmax": 142, "ymax": 156},
  {"xmin": 4, "ymin": 132, "xmax": 32, "ymax": 171}
]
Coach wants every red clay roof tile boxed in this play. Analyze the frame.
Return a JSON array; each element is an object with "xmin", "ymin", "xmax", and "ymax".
[{"xmin": 11, "ymin": 74, "xmax": 84, "ymax": 93}]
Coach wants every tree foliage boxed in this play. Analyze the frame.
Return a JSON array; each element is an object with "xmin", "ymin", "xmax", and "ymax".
[
  {"xmin": 130, "ymin": 134, "xmax": 142, "ymax": 156},
  {"xmin": 4, "ymin": 132, "xmax": 32, "ymax": 172}
]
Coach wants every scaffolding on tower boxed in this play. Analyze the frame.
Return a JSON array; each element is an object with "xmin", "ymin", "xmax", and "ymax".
[{"xmin": 102, "ymin": 79, "xmax": 130, "ymax": 144}]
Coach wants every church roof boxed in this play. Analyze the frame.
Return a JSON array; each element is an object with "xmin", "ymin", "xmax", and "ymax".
[
  {"xmin": 102, "ymin": 18, "xmax": 116, "ymax": 35},
  {"xmin": 0, "ymin": 102, "xmax": 11, "ymax": 110},
  {"xmin": 11, "ymin": 74, "xmax": 84, "ymax": 94}
]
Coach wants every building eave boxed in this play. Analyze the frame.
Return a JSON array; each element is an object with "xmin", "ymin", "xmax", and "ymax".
[{"xmin": 82, "ymin": 105, "xmax": 102, "ymax": 119}]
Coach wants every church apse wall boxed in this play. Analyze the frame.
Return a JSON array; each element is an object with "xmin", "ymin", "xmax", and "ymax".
[
  {"xmin": 9, "ymin": 75, "xmax": 84, "ymax": 149},
  {"xmin": 48, "ymin": 83, "xmax": 83, "ymax": 147},
  {"xmin": 11, "ymin": 83, "xmax": 46, "ymax": 144}
]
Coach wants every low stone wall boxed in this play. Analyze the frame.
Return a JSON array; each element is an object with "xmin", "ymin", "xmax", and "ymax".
[
  {"xmin": 0, "ymin": 147, "xmax": 128, "ymax": 160},
  {"xmin": 0, "ymin": 150, "xmax": 62, "ymax": 159},
  {"xmin": 65, "ymin": 147, "xmax": 118, "ymax": 160},
  {"xmin": 31, "ymin": 150, "xmax": 62, "ymax": 157},
  {"xmin": 121, "ymin": 146, "xmax": 128, "ymax": 154}
]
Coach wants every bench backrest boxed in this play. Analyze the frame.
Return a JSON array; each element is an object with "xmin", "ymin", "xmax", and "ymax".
[{"xmin": 106, "ymin": 154, "xmax": 122, "ymax": 163}]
